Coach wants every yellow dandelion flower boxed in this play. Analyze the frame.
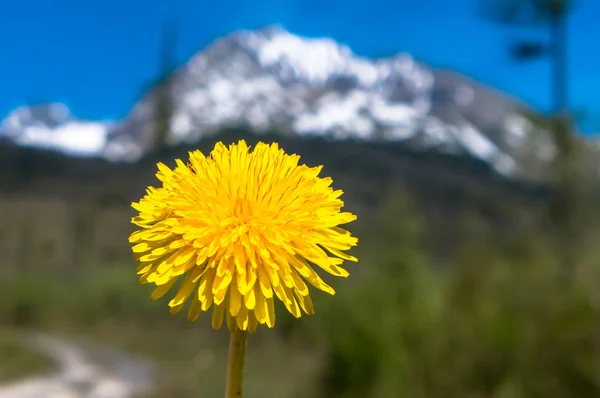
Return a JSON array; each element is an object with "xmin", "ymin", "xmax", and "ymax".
[{"xmin": 129, "ymin": 140, "xmax": 358, "ymax": 332}]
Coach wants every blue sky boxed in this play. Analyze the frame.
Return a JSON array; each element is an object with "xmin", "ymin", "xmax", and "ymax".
[{"xmin": 1, "ymin": 0, "xmax": 599, "ymax": 131}]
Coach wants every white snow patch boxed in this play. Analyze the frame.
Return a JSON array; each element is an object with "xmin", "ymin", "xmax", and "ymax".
[{"xmin": 13, "ymin": 121, "xmax": 109, "ymax": 155}]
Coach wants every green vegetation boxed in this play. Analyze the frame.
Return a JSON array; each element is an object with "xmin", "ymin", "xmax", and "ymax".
[{"xmin": 1, "ymin": 187, "xmax": 599, "ymax": 397}]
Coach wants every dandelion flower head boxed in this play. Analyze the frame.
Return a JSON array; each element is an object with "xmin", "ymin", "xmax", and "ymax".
[{"xmin": 130, "ymin": 140, "xmax": 358, "ymax": 332}]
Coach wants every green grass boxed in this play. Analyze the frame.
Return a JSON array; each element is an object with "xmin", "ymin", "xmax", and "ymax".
[{"xmin": 0, "ymin": 329, "xmax": 55, "ymax": 383}]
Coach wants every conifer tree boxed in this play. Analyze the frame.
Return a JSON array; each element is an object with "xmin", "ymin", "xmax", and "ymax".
[
  {"xmin": 478, "ymin": 0, "xmax": 581, "ymax": 268},
  {"xmin": 152, "ymin": 21, "xmax": 178, "ymax": 153}
]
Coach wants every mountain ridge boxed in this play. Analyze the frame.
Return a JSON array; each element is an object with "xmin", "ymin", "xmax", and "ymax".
[{"xmin": 0, "ymin": 25, "xmax": 559, "ymax": 180}]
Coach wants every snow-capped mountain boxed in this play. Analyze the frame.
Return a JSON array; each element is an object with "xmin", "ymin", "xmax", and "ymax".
[{"xmin": 0, "ymin": 25, "xmax": 556, "ymax": 177}]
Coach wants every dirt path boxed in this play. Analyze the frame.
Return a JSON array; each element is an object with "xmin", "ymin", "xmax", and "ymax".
[{"xmin": 0, "ymin": 333, "xmax": 157, "ymax": 398}]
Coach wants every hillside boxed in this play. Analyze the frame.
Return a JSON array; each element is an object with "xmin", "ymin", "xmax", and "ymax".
[{"xmin": 0, "ymin": 130, "xmax": 551, "ymax": 273}]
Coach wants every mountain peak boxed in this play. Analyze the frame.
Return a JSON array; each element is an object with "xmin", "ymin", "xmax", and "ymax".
[
  {"xmin": 238, "ymin": 26, "xmax": 359, "ymax": 85},
  {"xmin": 232, "ymin": 25, "xmax": 431, "ymax": 92}
]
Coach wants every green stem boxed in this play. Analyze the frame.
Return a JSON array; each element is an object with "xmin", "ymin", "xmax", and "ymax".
[{"xmin": 225, "ymin": 329, "xmax": 247, "ymax": 398}]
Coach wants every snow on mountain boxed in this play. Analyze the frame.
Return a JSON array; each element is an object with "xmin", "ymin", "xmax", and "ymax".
[
  {"xmin": 0, "ymin": 103, "xmax": 113, "ymax": 157},
  {"xmin": 0, "ymin": 25, "xmax": 542, "ymax": 177}
]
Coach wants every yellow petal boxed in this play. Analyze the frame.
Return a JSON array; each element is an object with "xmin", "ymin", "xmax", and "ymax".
[
  {"xmin": 243, "ymin": 288, "xmax": 256, "ymax": 310},
  {"xmin": 151, "ymin": 278, "xmax": 178, "ymax": 300},
  {"xmin": 188, "ymin": 299, "xmax": 202, "ymax": 323},
  {"xmin": 198, "ymin": 268, "xmax": 216, "ymax": 311},
  {"xmin": 229, "ymin": 277, "xmax": 242, "ymax": 317},
  {"xmin": 254, "ymin": 285, "xmax": 267, "ymax": 324},
  {"xmin": 212, "ymin": 303, "xmax": 225, "ymax": 330},
  {"xmin": 169, "ymin": 270, "xmax": 199, "ymax": 307},
  {"xmin": 236, "ymin": 305, "xmax": 249, "ymax": 330}
]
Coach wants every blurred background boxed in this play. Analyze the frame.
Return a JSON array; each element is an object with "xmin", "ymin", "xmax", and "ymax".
[{"xmin": 2, "ymin": 0, "xmax": 600, "ymax": 397}]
